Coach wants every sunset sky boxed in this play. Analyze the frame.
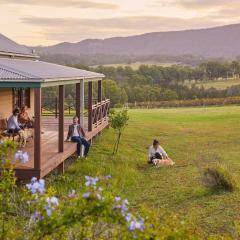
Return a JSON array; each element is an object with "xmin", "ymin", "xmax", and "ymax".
[{"xmin": 1, "ymin": 0, "xmax": 240, "ymax": 46}]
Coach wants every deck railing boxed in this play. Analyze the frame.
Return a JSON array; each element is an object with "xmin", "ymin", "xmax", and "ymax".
[{"xmin": 91, "ymin": 99, "xmax": 110, "ymax": 129}]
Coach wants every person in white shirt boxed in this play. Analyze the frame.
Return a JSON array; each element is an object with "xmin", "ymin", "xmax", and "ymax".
[
  {"xmin": 148, "ymin": 139, "xmax": 169, "ymax": 164},
  {"xmin": 7, "ymin": 108, "xmax": 22, "ymax": 134}
]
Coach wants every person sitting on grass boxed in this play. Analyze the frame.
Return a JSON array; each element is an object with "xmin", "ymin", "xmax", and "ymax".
[
  {"xmin": 148, "ymin": 139, "xmax": 174, "ymax": 166},
  {"xmin": 66, "ymin": 116, "xmax": 90, "ymax": 159}
]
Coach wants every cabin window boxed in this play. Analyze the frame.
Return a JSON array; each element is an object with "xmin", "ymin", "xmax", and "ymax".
[{"xmin": 12, "ymin": 88, "xmax": 31, "ymax": 109}]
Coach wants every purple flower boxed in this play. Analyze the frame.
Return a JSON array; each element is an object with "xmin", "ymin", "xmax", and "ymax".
[
  {"xmin": 115, "ymin": 196, "xmax": 121, "ymax": 202},
  {"xmin": 44, "ymin": 196, "xmax": 59, "ymax": 216},
  {"xmin": 129, "ymin": 219, "xmax": 144, "ymax": 231},
  {"xmin": 68, "ymin": 189, "xmax": 76, "ymax": 198},
  {"xmin": 82, "ymin": 192, "xmax": 91, "ymax": 199},
  {"xmin": 85, "ymin": 176, "xmax": 99, "ymax": 187},
  {"xmin": 105, "ymin": 175, "xmax": 111, "ymax": 180},
  {"xmin": 26, "ymin": 178, "xmax": 45, "ymax": 194},
  {"xmin": 30, "ymin": 211, "xmax": 40, "ymax": 222},
  {"xmin": 14, "ymin": 150, "xmax": 29, "ymax": 164},
  {"xmin": 125, "ymin": 213, "xmax": 133, "ymax": 222}
]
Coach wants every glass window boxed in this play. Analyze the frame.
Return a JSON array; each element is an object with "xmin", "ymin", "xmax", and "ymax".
[{"xmin": 12, "ymin": 88, "xmax": 31, "ymax": 109}]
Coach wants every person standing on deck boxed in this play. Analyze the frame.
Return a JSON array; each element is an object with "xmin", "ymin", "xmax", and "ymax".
[{"xmin": 66, "ymin": 116, "xmax": 90, "ymax": 159}]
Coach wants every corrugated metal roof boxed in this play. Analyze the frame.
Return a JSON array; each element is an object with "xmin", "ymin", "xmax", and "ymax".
[
  {"xmin": 0, "ymin": 58, "xmax": 104, "ymax": 82},
  {"xmin": 0, "ymin": 34, "xmax": 34, "ymax": 56},
  {"xmin": 0, "ymin": 67, "xmax": 31, "ymax": 80}
]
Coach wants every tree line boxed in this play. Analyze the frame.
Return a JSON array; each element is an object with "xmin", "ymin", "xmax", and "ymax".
[{"xmin": 42, "ymin": 60, "xmax": 240, "ymax": 107}]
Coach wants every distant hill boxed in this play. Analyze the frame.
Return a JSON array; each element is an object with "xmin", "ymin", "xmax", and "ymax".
[{"xmin": 35, "ymin": 24, "xmax": 240, "ymax": 62}]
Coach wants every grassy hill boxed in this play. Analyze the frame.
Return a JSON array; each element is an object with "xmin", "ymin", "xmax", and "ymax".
[{"xmin": 50, "ymin": 106, "xmax": 240, "ymax": 238}]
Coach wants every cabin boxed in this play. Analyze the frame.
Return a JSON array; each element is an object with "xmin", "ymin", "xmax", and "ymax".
[{"xmin": 0, "ymin": 34, "xmax": 110, "ymax": 180}]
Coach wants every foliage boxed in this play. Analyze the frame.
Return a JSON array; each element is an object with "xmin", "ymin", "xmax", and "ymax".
[
  {"xmin": 109, "ymin": 109, "xmax": 129, "ymax": 155},
  {"xmin": 0, "ymin": 140, "xmax": 201, "ymax": 239},
  {"xmin": 202, "ymin": 166, "xmax": 237, "ymax": 192},
  {"xmin": 127, "ymin": 96, "xmax": 240, "ymax": 108}
]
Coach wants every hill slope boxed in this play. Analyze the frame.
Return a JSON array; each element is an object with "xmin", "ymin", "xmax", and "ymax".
[{"xmin": 36, "ymin": 24, "xmax": 240, "ymax": 59}]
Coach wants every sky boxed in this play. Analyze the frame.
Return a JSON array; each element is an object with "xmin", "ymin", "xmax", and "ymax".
[{"xmin": 1, "ymin": 0, "xmax": 240, "ymax": 46}]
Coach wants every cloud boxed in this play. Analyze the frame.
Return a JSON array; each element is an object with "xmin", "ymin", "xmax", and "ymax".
[
  {"xmin": 21, "ymin": 15, "xmax": 227, "ymax": 44},
  {"xmin": 163, "ymin": 0, "xmax": 240, "ymax": 9},
  {"xmin": 0, "ymin": 0, "xmax": 118, "ymax": 9}
]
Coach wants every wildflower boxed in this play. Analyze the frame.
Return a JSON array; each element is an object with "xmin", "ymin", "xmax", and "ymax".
[
  {"xmin": 68, "ymin": 189, "xmax": 76, "ymax": 198},
  {"xmin": 44, "ymin": 196, "xmax": 59, "ymax": 216},
  {"xmin": 115, "ymin": 196, "xmax": 121, "ymax": 202},
  {"xmin": 14, "ymin": 150, "xmax": 29, "ymax": 164},
  {"xmin": 105, "ymin": 175, "xmax": 111, "ymax": 180},
  {"xmin": 30, "ymin": 211, "xmax": 40, "ymax": 222},
  {"xmin": 125, "ymin": 213, "xmax": 133, "ymax": 222},
  {"xmin": 85, "ymin": 176, "xmax": 99, "ymax": 187},
  {"xmin": 26, "ymin": 178, "xmax": 45, "ymax": 194},
  {"xmin": 82, "ymin": 192, "xmax": 91, "ymax": 199},
  {"xmin": 129, "ymin": 218, "xmax": 144, "ymax": 231}
]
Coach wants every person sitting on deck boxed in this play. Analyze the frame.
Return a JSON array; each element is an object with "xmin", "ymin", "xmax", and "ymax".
[
  {"xmin": 66, "ymin": 116, "xmax": 90, "ymax": 159},
  {"xmin": 7, "ymin": 108, "xmax": 23, "ymax": 134},
  {"xmin": 19, "ymin": 105, "xmax": 34, "ymax": 128},
  {"xmin": 148, "ymin": 139, "xmax": 174, "ymax": 166}
]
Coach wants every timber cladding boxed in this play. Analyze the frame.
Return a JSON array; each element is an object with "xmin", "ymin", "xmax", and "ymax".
[{"xmin": 0, "ymin": 88, "xmax": 35, "ymax": 119}]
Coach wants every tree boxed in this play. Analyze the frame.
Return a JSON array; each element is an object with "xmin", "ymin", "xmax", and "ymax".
[{"xmin": 109, "ymin": 109, "xmax": 129, "ymax": 155}]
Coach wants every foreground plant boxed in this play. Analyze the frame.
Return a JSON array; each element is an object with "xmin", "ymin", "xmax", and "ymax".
[
  {"xmin": 0, "ymin": 140, "xmax": 29, "ymax": 239},
  {"xmin": 0, "ymin": 139, "xmax": 199, "ymax": 239}
]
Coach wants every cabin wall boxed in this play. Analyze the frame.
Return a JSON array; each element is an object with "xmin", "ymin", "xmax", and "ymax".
[
  {"xmin": 0, "ymin": 88, "xmax": 35, "ymax": 120},
  {"xmin": 0, "ymin": 88, "xmax": 13, "ymax": 119}
]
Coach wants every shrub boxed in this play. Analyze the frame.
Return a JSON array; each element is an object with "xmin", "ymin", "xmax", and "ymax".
[
  {"xmin": 109, "ymin": 109, "xmax": 129, "ymax": 155},
  {"xmin": 114, "ymin": 103, "xmax": 123, "ymax": 108},
  {"xmin": 202, "ymin": 166, "xmax": 237, "ymax": 192}
]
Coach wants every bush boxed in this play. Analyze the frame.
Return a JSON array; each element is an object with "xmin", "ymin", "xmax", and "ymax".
[
  {"xmin": 114, "ymin": 103, "xmax": 123, "ymax": 108},
  {"xmin": 202, "ymin": 166, "xmax": 237, "ymax": 192}
]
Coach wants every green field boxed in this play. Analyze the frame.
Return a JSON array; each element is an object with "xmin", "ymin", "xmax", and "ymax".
[
  {"xmin": 187, "ymin": 78, "xmax": 240, "ymax": 90},
  {"xmin": 50, "ymin": 106, "xmax": 240, "ymax": 238}
]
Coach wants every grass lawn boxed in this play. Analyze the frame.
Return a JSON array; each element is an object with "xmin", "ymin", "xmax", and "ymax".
[
  {"xmin": 49, "ymin": 106, "xmax": 240, "ymax": 238},
  {"xmin": 187, "ymin": 78, "xmax": 240, "ymax": 90}
]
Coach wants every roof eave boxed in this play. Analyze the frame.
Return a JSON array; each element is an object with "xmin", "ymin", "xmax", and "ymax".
[{"xmin": 0, "ymin": 51, "xmax": 39, "ymax": 59}]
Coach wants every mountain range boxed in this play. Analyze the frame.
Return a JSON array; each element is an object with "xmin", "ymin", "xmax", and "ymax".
[{"xmin": 36, "ymin": 24, "xmax": 240, "ymax": 62}]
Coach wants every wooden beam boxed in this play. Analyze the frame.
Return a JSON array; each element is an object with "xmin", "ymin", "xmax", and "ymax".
[
  {"xmin": 34, "ymin": 88, "xmax": 41, "ymax": 170},
  {"xmin": 59, "ymin": 85, "xmax": 65, "ymax": 152},
  {"xmin": 80, "ymin": 80, "xmax": 85, "ymax": 127},
  {"xmin": 97, "ymin": 80, "xmax": 102, "ymax": 102},
  {"xmin": 76, "ymin": 83, "xmax": 81, "ymax": 120},
  {"xmin": 88, "ymin": 81, "xmax": 93, "ymax": 132}
]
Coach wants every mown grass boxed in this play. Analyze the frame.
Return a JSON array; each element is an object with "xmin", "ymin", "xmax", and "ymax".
[{"xmin": 49, "ymin": 106, "xmax": 240, "ymax": 238}]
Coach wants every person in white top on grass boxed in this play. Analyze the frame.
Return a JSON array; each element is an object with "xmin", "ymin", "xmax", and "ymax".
[{"xmin": 148, "ymin": 139, "xmax": 169, "ymax": 164}]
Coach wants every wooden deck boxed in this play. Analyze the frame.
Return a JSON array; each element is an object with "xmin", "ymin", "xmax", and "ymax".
[{"xmin": 14, "ymin": 117, "xmax": 109, "ymax": 180}]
